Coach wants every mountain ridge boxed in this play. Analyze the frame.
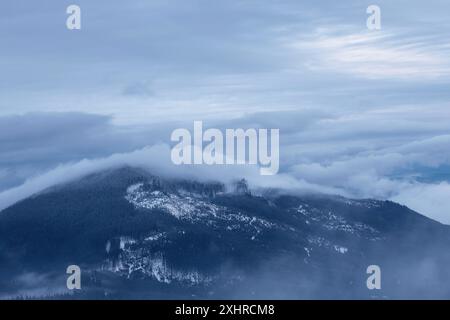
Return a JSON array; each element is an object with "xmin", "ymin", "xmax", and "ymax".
[{"xmin": 1, "ymin": 166, "xmax": 449, "ymax": 299}]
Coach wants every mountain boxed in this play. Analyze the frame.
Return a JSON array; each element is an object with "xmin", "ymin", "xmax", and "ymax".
[{"xmin": 1, "ymin": 166, "xmax": 450, "ymax": 299}]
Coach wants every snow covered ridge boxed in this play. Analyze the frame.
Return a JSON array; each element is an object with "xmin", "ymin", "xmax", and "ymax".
[
  {"xmin": 119, "ymin": 177, "xmax": 388, "ymax": 280},
  {"xmin": 102, "ymin": 236, "xmax": 212, "ymax": 285},
  {"xmin": 295, "ymin": 204, "xmax": 382, "ymax": 240},
  {"xmin": 125, "ymin": 183, "xmax": 220, "ymax": 219},
  {"xmin": 125, "ymin": 182, "xmax": 276, "ymax": 234},
  {"xmin": 124, "ymin": 180, "xmax": 382, "ymax": 244}
]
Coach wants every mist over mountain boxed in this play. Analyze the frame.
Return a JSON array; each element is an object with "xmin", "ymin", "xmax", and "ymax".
[{"xmin": 1, "ymin": 166, "xmax": 449, "ymax": 299}]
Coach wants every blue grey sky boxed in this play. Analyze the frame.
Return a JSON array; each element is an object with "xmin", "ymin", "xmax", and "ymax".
[{"xmin": 1, "ymin": 1, "xmax": 450, "ymax": 222}]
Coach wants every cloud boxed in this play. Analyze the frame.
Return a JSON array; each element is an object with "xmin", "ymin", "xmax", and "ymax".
[
  {"xmin": 122, "ymin": 81, "xmax": 155, "ymax": 97},
  {"xmin": 1, "ymin": 109, "xmax": 450, "ymax": 223},
  {"xmin": 290, "ymin": 28, "xmax": 450, "ymax": 80},
  {"xmin": 0, "ymin": 112, "xmax": 175, "ymax": 191},
  {"xmin": 391, "ymin": 182, "xmax": 450, "ymax": 224},
  {"xmin": 0, "ymin": 144, "xmax": 344, "ymax": 212},
  {"xmin": 1, "ymin": 1, "xmax": 450, "ymax": 224}
]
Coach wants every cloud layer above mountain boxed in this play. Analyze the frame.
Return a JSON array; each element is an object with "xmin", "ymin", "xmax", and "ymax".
[
  {"xmin": 1, "ymin": 110, "xmax": 450, "ymax": 224},
  {"xmin": 1, "ymin": 1, "xmax": 449, "ymax": 223}
]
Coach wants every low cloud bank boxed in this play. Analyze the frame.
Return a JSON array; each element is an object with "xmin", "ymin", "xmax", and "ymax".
[
  {"xmin": 0, "ymin": 144, "xmax": 343, "ymax": 212},
  {"xmin": 0, "ymin": 143, "xmax": 449, "ymax": 225},
  {"xmin": 1, "ymin": 110, "xmax": 450, "ymax": 224}
]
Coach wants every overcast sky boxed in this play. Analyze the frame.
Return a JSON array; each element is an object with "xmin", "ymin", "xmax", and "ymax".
[{"xmin": 1, "ymin": 0, "xmax": 450, "ymax": 223}]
